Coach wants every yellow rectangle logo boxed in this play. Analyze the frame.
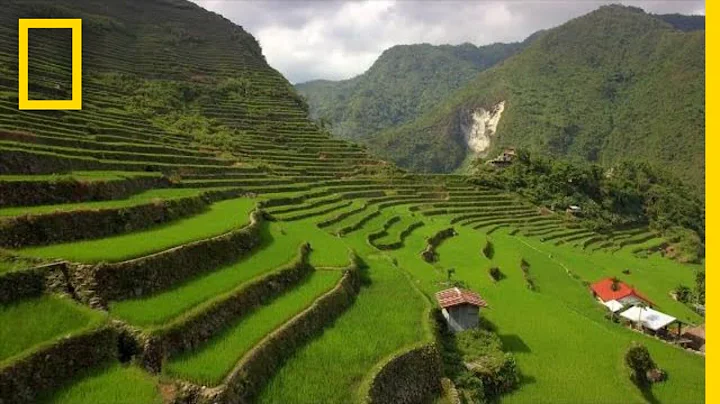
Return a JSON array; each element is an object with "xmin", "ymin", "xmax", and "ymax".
[{"xmin": 18, "ymin": 18, "xmax": 82, "ymax": 110}]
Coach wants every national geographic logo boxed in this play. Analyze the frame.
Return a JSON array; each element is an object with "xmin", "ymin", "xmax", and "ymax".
[{"xmin": 18, "ymin": 19, "xmax": 82, "ymax": 110}]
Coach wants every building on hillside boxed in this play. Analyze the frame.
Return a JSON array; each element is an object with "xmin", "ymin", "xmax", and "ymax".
[
  {"xmin": 590, "ymin": 277, "xmax": 654, "ymax": 307},
  {"xmin": 566, "ymin": 205, "xmax": 582, "ymax": 215},
  {"xmin": 435, "ymin": 287, "xmax": 487, "ymax": 332},
  {"xmin": 619, "ymin": 305, "xmax": 676, "ymax": 335},
  {"xmin": 681, "ymin": 324, "xmax": 705, "ymax": 352},
  {"xmin": 487, "ymin": 148, "xmax": 517, "ymax": 168}
]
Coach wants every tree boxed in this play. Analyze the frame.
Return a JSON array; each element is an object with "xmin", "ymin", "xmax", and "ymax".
[
  {"xmin": 634, "ymin": 302, "xmax": 648, "ymax": 331},
  {"xmin": 625, "ymin": 342, "xmax": 656, "ymax": 386},
  {"xmin": 695, "ymin": 271, "xmax": 705, "ymax": 305}
]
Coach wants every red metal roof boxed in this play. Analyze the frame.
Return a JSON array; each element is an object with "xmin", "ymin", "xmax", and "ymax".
[
  {"xmin": 435, "ymin": 287, "xmax": 487, "ymax": 309},
  {"xmin": 590, "ymin": 278, "xmax": 653, "ymax": 306}
]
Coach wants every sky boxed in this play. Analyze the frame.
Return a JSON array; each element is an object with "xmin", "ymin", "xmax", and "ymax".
[{"xmin": 191, "ymin": 0, "xmax": 705, "ymax": 84}]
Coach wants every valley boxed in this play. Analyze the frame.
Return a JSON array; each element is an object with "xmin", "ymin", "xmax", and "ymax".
[{"xmin": 0, "ymin": 1, "xmax": 705, "ymax": 403}]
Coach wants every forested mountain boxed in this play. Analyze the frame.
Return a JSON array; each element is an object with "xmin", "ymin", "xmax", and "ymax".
[
  {"xmin": 295, "ymin": 38, "xmax": 534, "ymax": 140},
  {"xmin": 363, "ymin": 6, "xmax": 704, "ymax": 193},
  {"xmin": 655, "ymin": 13, "xmax": 705, "ymax": 31}
]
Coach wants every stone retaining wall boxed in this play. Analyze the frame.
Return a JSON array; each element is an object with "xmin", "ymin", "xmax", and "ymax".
[
  {"xmin": 0, "ymin": 262, "xmax": 70, "ymax": 304},
  {"xmin": 69, "ymin": 210, "xmax": 264, "ymax": 307},
  {"xmin": 317, "ymin": 204, "xmax": 368, "ymax": 229},
  {"xmin": 337, "ymin": 210, "xmax": 381, "ymax": 235},
  {"xmin": 0, "ymin": 189, "xmax": 247, "ymax": 248},
  {"xmin": 0, "ymin": 173, "xmax": 169, "ymax": 207},
  {"xmin": 370, "ymin": 221, "xmax": 425, "ymax": 251},
  {"xmin": 0, "ymin": 149, "xmax": 235, "ymax": 176},
  {"xmin": 0, "ymin": 327, "xmax": 117, "ymax": 404},
  {"xmin": 139, "ymin": 244, "xmax": 313, "ymax": 372},
  {"xmin": 200, "ymin": 261, "xmax": 361, "ymax": 403}
]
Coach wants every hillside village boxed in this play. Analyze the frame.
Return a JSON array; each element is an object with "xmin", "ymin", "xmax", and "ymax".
[{"xmin": 0, "ymin": 1, "xmax": 705, "ymax": 404}]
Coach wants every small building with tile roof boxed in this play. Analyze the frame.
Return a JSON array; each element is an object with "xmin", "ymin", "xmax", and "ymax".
[
  {"xmin": 435, "ymin": 287, "xmax": 487, "ymax": 332},
  {"xmin": 590, "ymin": 277, "xmax": 654, "ymax": 307}
]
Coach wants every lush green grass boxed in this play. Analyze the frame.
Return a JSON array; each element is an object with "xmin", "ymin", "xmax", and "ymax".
[
  {"xmin": 15, "ymin": 197, "xmax": 257, "ymax": 263},
  {"xmin": 0, "ymin": 171, "xmax": 161, "ymax": 182},
  {"xmin": 165, "ymin": 270, "xmax": 342, "ymax": 385},
  {"xmin": 0, "ymin": 187, "xmax": 233, "ymax": 217},
  {"xmin": 41, "ymin": 364, "xmax": 162, "ymax": 404},
  {"xmin": 259, "ymin": 209, "xmax": 431, "ymax": 403},
  {"xmin": 0, "ymin": 295, "xmax": 106, "ymax": 363}
]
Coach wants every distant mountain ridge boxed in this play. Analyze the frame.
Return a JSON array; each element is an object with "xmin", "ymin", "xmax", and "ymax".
[
  {"xmin": 295, "ymin": 37, "xmax": 536, "ymax": 140},
  {"xmin": 365, "ymin": 5, "xmax": 705, "ymax": 193},
  {"xmin": 655, "ymin": 13, "xmax": 705, "ymax": 32}
]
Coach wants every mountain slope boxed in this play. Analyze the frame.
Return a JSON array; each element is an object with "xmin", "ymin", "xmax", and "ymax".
[
  {"xmin": 295, "ymin": 39, "xmax": 533, "ymax": 140},
  {"xmin": 0, "ymin": 1, "xmax": 705, "ymax": 403},
  {"xmin": 369, "ymin": 6, "xmax": 705, "ymax": 192}
]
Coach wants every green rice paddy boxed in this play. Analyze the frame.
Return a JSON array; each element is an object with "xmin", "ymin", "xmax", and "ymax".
[
  {"xmin": 109, "ymin": 221, "xmax": 348, "ymax": 326},
  {"xmin": 0, "ymin": 295, "xmax": 105, "ymax": 363},
  {"xmin": 259, "ymin": 212, "xmax": 432, "ymax": 403},
  {"xmin": 40, "ymin": 364, "xmax": 162, "ymax": 404},
  {"xmin": 0, "ymin": 171, "xmax": 162, "ymax": 182},
  {"xmin": 165, "ymin": 269, "xmax": 343, "ymax": 385},
  {"xmin": 14, "ymin": 197, "xmax": 257, "ymax": 263},
  {"xmin": 0, "ymin": 187, "xmax": 233, "ymax": 217}
]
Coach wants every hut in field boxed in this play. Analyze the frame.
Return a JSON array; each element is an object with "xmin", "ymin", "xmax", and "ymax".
[
  {"xmin": 619, "ymin": 306, "xmax": 676, "ymax": 335},
  {"xmin": 590, "ymin": 277, "xmax": 654, "ymax": 307},
  {"xmin": 435, "ymin": 287, "xmax": 487, "ymax": 332}
]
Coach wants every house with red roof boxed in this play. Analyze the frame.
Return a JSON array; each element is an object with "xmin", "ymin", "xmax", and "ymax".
[
  {"xmin": 590, "ymin": 277, "xmax": 653, "ymax": 307},
  {"xmin": 435, "ymin": 287, "xmax": 487, "ymax": 332}
]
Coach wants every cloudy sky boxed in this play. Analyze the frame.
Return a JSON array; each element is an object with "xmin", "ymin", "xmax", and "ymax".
[{"xmin": 192, "ymin": 0, "xmax": 704, "ymax": 84}]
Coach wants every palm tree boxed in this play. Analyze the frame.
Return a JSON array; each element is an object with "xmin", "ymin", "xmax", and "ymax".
[{"xmin": 635, "ymin": 302, "xmax": 648, "ymax": 331}]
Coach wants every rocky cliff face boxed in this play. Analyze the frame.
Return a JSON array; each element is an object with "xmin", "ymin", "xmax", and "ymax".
[{"xmin": 461, "ymin": 101, "xmax": 505, "ymax": 156}]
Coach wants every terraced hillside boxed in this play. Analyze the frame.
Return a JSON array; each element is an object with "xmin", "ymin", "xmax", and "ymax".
[{"xmin": 0, "ymin": 1, "xmax": 704, "ymax": 403}]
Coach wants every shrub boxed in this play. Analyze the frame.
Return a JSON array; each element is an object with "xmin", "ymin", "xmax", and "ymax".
[
  {"xmin": 520, "ymin": 258, "xmax": 529, "ymax": 271},
  {"xmin": 520, "ymin": 259, "xmax": 535, "ymax": 291},
  {"xmin": 488, "ymin": 266, "xmax": 503, "ymax": 282},
  {"xmin": 482, "ymin": 239, "xmax": 494, "ymax": 259},
  {"xmin": 456, "ymin": 330, "xmax": 520, "ymax": 399},
  {"xmin": 674, "ymin": 284, "xmax": 693, "ymax": 303},
  {"xmin": 453, "ymin": 372, "xmax": 485, "ymax": 403},
  {"xmin": 469, "ymin": 353, "xmax": 520, "ymax": 399}
]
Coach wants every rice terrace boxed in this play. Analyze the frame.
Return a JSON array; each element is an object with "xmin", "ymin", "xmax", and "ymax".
[{"xmin": 0, "ymin": 1, "xmax": 705, "ymax": 403}]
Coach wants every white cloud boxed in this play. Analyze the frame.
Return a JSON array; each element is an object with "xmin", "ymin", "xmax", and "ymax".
[{"xmin": 192, "ymin": 0, "xmax": 704, "ymax": 84}]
